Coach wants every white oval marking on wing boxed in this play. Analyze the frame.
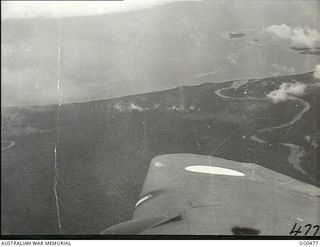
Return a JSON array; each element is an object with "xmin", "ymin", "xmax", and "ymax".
[{"xmin": 185, "ymin": 166, "xmax": 245, "ymax": 177}]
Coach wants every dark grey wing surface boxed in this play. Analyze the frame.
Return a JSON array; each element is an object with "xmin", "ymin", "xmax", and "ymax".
[{"xmin": 102, "ymin": 154, "xmax": 320, "ymax": 235}]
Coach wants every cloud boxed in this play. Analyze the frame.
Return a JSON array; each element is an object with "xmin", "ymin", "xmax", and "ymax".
[
  {"xmin": 129, "ymin": 102, "xmax": 149, "ymax": 112},
  {"xmin": 314, "ymin": 64, "xmax": 320, "ymax": 80},
  {"xmin": 265, "ymin": 24, "xmax": 292, "ymax": 40},
  {"xmin": 167, "ymin": 105, "xmax": 185, "ymax": 111},
  {"xmin": 265, "ymin": 24, "xmax": 320, "ymax": 48},
  {"xmin": 267, "ymin": 82, "xmax": 306, "ymax": 103},
  {"xmin": 113, "ymin": 102, "xmax": 149, "ymax": 112},
  {"xmin": 2, "ymin": 0, "xmax": 201, "ymax": 19},
  {"xmin": 271, "ymin": 63, "xmax": 295, "ymax": 77},
  {"xmin": 113, "ymin": 103, "xmax": 126, "ymax": 112}
]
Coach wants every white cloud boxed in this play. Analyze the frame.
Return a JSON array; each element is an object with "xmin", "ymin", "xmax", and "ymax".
[
  {"xmin": 267, "ymin": 64, "xmax": 320, "ymax": 104},
  {"xmin": 129, "ymin": 102, "xmax": 148, "ymax": 112},
  {"xmin": 265, "ymin": 24, "xmax": 320, "ymax": 48},
  {"xmin": 2, "ymin": 0, "xmax": 201, "ymax": 19},
  {"xmin": 265, "ymin": 24, "xmax": 292, "ymax": 40},
  {"xmin": 113, "ymin": 103, "xmax": 126, "ymax": 112},
  {"xmin": 113, "ymin": 102, "xmax": 149, "ymax": 112},
  {"xmin": 314, "ymin": 64, "xmax": 320, "ymax": 80},
  {"xmin": 267, "ymin": 82, "xmax": 306, "ymax": 103},
  {"xmin": 167, "ymin": 105, "xmax": 185, "ymax": 111}
]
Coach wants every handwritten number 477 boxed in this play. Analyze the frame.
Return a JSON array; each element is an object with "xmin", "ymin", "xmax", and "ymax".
[{"xmin": 290, "ymin": 223, "xmax": 320, "ymax": 236}]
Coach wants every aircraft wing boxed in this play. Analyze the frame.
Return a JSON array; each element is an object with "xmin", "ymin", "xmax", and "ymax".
[{"xmin": 101, "ymin": 154, "xmax": 320, "ymax": 235}]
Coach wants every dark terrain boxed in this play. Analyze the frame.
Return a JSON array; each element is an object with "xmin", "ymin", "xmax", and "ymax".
[{"xmin": 1, "ymin": 72, "xmax": 319, "ymax": 235}]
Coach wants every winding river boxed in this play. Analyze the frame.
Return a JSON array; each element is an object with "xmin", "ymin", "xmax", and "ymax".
[{"xmin": 214, "ymin": 79, "xmax": 310, "ymax": 176}]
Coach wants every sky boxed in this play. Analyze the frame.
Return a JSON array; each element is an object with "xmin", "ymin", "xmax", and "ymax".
[{"xmin": 2, "ymin": 0, "xmax": 200, "ymax": 19}]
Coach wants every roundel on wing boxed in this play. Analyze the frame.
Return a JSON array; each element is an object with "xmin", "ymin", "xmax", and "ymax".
[{"xmin": 185, "ymin": 165, "xmax": 245, "ymax": 177}]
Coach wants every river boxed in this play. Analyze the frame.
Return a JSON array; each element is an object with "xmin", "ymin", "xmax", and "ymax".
[{"xmin": 213, "ymin": 78, "xmax": 310, "ymax": 176}]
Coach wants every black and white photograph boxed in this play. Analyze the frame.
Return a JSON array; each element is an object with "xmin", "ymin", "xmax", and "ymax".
[{"xmin": 1, "ymin": 0, "xmax": 320, "ymax": 238}]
